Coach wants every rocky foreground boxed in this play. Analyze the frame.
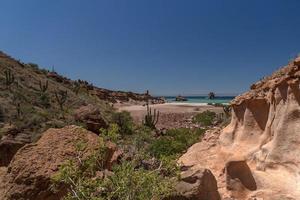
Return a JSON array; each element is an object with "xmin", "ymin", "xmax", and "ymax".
[{"xmin": 179, "ymin": 57, "xmax": 300, "ymax": 199}]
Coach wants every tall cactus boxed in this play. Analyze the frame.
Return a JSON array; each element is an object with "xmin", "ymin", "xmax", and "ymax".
[
  {"xmin": 4, "ymin": 69, "xmax": 15, "ymax": 89},
  {"xmin": 143, "ymin": 102, "xmax": 159, "ymax": 129},
  {"xmin": 55, "ymin": 90, "xmax": 68, "ymax": 111},
  {"xmin": 39, "ymin": 80, "xmax": 48, "ymax": 93}
]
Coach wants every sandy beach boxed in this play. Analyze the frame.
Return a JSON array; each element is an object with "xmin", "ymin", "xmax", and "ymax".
[{"xmin": 117, "ymin": 102, "xmax": 224, "ymax": 129}]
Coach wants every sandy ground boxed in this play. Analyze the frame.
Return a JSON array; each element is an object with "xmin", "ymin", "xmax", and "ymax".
[{"xmin": 116, "ymin": 103, "xmax": 224, "ymax": 129}]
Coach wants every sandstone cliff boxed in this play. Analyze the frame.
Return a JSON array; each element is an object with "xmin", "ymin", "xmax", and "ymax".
[{"xmin": 179, "ymin": 58, "xmax": 300, "ymax": 199}]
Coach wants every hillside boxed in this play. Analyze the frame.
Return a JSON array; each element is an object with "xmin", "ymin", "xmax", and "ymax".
[{"xmin": 0, "ymin": 50, "xmax": 161, "ymax": 166}]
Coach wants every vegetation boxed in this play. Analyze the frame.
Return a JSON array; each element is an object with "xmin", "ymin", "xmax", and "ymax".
[
  {"xmin": 39, "ymin": 80, "xmax": 49, "ymax": 93},
  {"xmin": 112, "ymin": 111, "xmax": 134, "ymax": 135},
  {"xmin": 192, "ymin": 110, "xmax": 216, "ymax": 126},
  {"xmin": 4, "ymin": 69, "xmax": 15, "ymax": 89},
  {"xmin": 143, "ymin": 103, "xmax": 159, "ymax": 129},
  {"xmin": 52, "ymin": 124, "xmax": 179, "ymax": 200},
  {"xmin": 149, "ymin": 128, "xmax": 205, "ymax": 158},
  {"xmin": 55, "ymin": 90, "xmax": 68, "ymax": 111}
]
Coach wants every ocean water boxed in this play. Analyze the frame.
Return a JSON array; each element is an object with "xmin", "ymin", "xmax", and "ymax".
[{"xmin": 164, "ymin": 96, "xmax": 235, "ymax": 104}]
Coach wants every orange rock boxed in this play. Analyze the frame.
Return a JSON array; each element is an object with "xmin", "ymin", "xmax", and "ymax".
[
  {"xmin": 3, "ymin": 125, "xmax": 99, "ymax": 200},
  {"xmin": 179, "ymin": 57, "xmax": 300, "ymax": 199}
]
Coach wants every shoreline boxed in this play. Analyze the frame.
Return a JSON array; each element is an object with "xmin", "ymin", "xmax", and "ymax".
[{"xmin": 117, "ymin": 102, "xmax": 224, "ymax": 129}]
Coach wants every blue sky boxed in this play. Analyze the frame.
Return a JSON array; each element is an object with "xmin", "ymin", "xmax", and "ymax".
[{"xmin": 1, "ymin": 0, "xmax": 300, "ymax": 96}]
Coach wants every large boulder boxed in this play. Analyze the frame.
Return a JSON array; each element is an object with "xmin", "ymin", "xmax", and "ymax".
[
  {"xmin": 74, "ymin": 104, "xmax": 108, "ymax": 133},
  {"xmin": 172, "ymin": 168, "xmax": 220, "ymax": 200},
  {"xmin": 3, "ymin": 125, "xmax": 99, "ymax": 200}
]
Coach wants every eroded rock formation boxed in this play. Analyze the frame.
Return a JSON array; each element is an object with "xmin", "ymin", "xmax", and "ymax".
[{"xmin": 179, "ymin": 58, "xmax": 300, "ymax": 199}]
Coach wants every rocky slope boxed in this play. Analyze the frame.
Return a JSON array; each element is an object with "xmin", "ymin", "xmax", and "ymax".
[
  {"xmin": 179, "ymin": 57, "xmax": 300, "ymax": 199},
  {"xmin": 0, "ymin": 51, "xmax": 162, "ymax": 167}
]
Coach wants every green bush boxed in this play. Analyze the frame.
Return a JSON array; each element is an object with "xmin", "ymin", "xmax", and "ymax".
[
  {"xmin": 192, "ymin": 110, "xmax": 216, "ymax": 126},
  {"xmin": 149, "ymin": 128, "xmax": 205, "ymax": 158},
  {"xmin": 52, "ymin": 136, "xmax": 176, "ymax": 200},
  {"xmin": 112, "ymin": 111, "xmax": 134, "ymax": 135},
  {"xmin": 100, "ymin": 123, "xmax": 121, "ymax": 143}
]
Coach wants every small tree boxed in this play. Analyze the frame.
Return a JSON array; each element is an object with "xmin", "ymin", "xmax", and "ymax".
[
  {"xmin": 55, "ymin": 90, "xmax": 68, "ymax": 111},
  {"xmin": 143, "ymin": 102, "xmax": 159, "ymax": 129}
]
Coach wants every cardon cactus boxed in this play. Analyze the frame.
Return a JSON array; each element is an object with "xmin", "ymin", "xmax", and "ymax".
[
  {"xmin": 39, "ymin": 80, "xmax": 48, "ymax": 93},
  {"xmin": 143, "ymin": 103, "xmax": 159, "ymax": 129},
  {"xmin": 4, "ymin": 69, "xmax": 15, "ymax": 89},
  {"xmin": 55, "ymin": 90, "xmax": 68, "ymax": 111}
]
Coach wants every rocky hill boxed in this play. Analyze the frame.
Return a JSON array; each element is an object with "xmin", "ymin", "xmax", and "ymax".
[
  {"xmin": 179, "ymin": 57, "xmax": 300, "ymax": 199},
  {"xmin": 0, "ymin": 51, "xmax": 161, "ymax": 167}
]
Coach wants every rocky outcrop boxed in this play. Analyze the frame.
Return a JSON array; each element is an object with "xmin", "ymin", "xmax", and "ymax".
[
  {"xmin": 74, "ymin": 104, "xmax": 108, "ymax": 133},
  {"xmin": 2, "ymin": 125, "xmax": 99, "ymax": 200},
  {"xmin": 175, "ymin": 95, "xmax": 188, "ymax": 101},
  {"xmin": 179, "ymin": 58, "xmax": 300, "ymax": 199}
]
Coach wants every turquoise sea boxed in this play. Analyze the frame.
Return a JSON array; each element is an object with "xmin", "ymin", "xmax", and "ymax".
[{"xmin": 164, "ymin": 96, "xmax": 235, "ymax": 104}]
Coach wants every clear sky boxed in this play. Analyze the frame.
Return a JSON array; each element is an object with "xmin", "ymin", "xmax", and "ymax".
[{"xmin": 1, "ymin": 0, "xmax": 300, "ymax": 96}]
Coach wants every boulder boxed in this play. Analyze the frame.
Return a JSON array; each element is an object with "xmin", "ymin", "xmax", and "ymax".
[
  {"xmin": 74, "ymin": 104, "xmax": 108, "ymax": 133},
  {"xmin": 173, "ymin": 168, "xmax": 220, "ymax": 200},
  {"xmin": 3, "ymin": 125, "xmax": 99, "ymax": 200}
]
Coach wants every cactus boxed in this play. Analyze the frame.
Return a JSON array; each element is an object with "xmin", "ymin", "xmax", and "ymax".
[
  {"xmin": 39, "ymin": 80, "xmax": 48, "ymax": 93},
  {"xmin": 4, "ymin": 69, "xmax": 15, "ymax": 89},
  {"xmin": 143, "ymin": 102, "xmax": 159, "ymax": 129},
  {"xmin": 55, "ymin": 90, "xmax": 68, "ymax": 111}
]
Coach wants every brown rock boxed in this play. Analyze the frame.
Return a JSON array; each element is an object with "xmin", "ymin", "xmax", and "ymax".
[
  {"xmin": 74, "ymin": 104, "xmax": 108, "ymax": 133},
  {"xmin": 3, "ymin": 125, "xmax": 99, "ymax": 200},
  {"xmin": 104, "ymin": 141, "xmax": 123, "ymax": 170},
  {"xmin": 173, "ymin": 168, "xmax": 220, "ymax": 200}
]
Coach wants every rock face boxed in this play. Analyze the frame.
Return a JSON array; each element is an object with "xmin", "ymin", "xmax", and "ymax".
[
  {"xmin": 2, "ymin": 125, "xmax": 99, "ymax": 200},
  {"xmin": 179, "ymin": 58, "xmax": 300, "ymax": 199},
  {"xmin": 74, "ymin": 104, "xmax": 108, "ymax": 133}
]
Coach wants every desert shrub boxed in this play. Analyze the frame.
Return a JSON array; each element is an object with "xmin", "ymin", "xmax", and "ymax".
[
  {"xmin": 192, "ymin": 110, "xmax": 216, "ymax": 126},
  {"xmin": 100, "ymin": 123, "xmax": 121, "ymax": 143},
  {"xmin": 104, "ymin": 161, "xmax": 174, "ymax": 200},
  {"xmin": 112, "ymin": 111, "xmax": 134, "ymax": 135},
  {"xmin": 52, "ymin": 136, "xmax": 176, "ymax": 200},
  {"xmin": 39, "ymin": 93, "xmax": 51, "ymax": 108},
  {"xmin": 149, "ymin": 128, "xmax": 205, "ymax": 158}
]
